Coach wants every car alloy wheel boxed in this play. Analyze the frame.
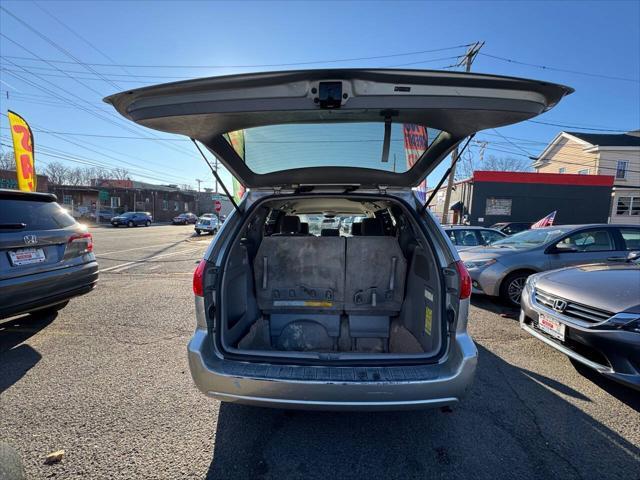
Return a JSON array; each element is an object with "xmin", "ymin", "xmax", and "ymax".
[
  {"xmin": 503, "ymin": 274, "xmax": 527, "ymax": 306},
  {"xmin": 127, "ymin": 221, "xmax": 134, "ymax": 227},
  {"xmin": 195, "ymin": 229, "xmax": 201, "ymax": 235},
  {"xmin": 145, "ymin": 220, "xmax": 151, "ymax": 227}
]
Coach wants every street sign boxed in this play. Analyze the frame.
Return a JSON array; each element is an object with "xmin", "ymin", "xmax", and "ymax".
[
  {"xmin": 214, "ymin": 200, "xmax": 222, "ymax": 212},
  {"xmin": 99, "ymin": 190, "xmax": 109, "ymax": 201}
]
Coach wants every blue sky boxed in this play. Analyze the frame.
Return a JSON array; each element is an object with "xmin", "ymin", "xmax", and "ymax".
[{"xmin": 1, "ymin": 0, "xmax": 638, "ymax": 192}]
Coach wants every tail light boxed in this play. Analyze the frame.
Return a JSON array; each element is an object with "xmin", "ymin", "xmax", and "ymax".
[
  {"xmin": 193, "ymin": 260, "xmax": 206, "ymax": 297},
  {"xmin": 68, "ymin": 232, "xmax": 93, "ymax": 254},
  {"xmin": 455, "ymin": 260, "xmax": 472, "ymax": 299}
]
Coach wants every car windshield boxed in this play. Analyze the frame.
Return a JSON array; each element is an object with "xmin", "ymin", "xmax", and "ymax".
[
  {"xmin": 121, "ymin": 212, "xmax": 136, "ymax": 217},
  {"xmin": 225, "ymin": 123, "xmax": 443, "ymax": 175},
  {"xmin": 491, "ymin": 227, "xmax": 569, "ymax": 248}
]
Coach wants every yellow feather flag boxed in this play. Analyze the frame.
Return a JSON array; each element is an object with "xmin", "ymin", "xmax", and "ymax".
[{"xmin": 8, "ymin": 110, "xmax": 36, "ymax": 192}]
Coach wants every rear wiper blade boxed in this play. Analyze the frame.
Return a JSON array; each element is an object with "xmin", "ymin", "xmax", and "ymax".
[{"xmin": 0, "ymin": 223, "xmax": 27, "ymax": 230}]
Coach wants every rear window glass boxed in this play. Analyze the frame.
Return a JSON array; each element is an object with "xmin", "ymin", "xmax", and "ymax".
[
  {"xmin": 0, "ymin": 200, "xmax": 76, "ymax": 230},
  {"xmin": 225, "ymin": 123, "xmax": 442, "ymax": 175}
]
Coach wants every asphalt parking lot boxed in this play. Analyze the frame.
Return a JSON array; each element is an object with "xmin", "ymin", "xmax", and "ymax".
[{"xmin": 1, "ymin": 225, "xmax": 638, "ymax": 480}]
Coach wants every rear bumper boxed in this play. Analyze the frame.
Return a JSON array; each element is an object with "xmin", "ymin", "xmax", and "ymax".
[
  {"xmin": 0, "ymin": 261, "xmax": 99, "ymax": 319},
  {"xmin": 520, "ymin": 287, "xmax": 640, "ymax": 391},
  {"xmin": 195, "ymin": 224, "xmax": 217, "ymax": 231},
  {"xmin": 187, "ymin": 329, "xmax": 478, "ymax": 411}
]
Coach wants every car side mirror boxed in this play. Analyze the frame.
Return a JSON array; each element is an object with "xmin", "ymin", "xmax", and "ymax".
[
  {"xmin": 548, "ymin": 243, "xmax": 578, "ymax": 254},
  {"xmin": 627, "ymin": 251, "xmax": 640, "ymax": 262}
]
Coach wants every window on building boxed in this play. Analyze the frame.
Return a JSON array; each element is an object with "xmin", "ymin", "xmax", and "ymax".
[
  {"xmin": 620, "ymin": 228, "xmax": 640, "ymax": 250},
  {"xmin": 558, "ymin": 167, "xmax": 566, "ymax": 174},
  {"xmin": 145, "ymin": 197, "xmax": 150, "ymax": 204},
  {"xmin": 174, "ymin": 201, "xmax": 179, "ymax": 211},
  {"xmin": 485, "ymin": 197, "xmax": 512, "ymax": 216},
  {"xmin": 62, "ymin": 195, "xmax": 73, "ymax": 205},
  {"xmin": 578, "ymin": 168, "xmax": 590, "ymax": 175},
  {"xmin": 162, "ymin": 199, "xmax": 168, "ymax": 210},
  {"xmin": 184, "ymin": 202, "xmax": 189, "ymax": 212},
  {"xmin": 616, "ymin": 160, "xmax": 628, "ymax": 179},
  {"xmin": 110, "ymin": 197, "xmax": 120, "ymax": 208},
  {"xmin": 616, "ymin": 196, "xmax": 640, "ymax": 216}
]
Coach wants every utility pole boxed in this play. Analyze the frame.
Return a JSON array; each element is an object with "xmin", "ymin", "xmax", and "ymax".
[
  {"xmin": 195, "ymin": 178, "xmax": 202, "ymax": 214},
  {"xmin": 441, "ymin": 41, "xmax": 484, "ymax": 224},
  {"xmin": 213, "ymin": 157, "xmax": 219, "ymax": 194}
]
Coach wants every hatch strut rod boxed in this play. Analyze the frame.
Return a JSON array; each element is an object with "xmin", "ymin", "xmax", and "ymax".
[
  {"xmin": 191, "ymin": 139, "xmax": 240, "ymax": 213},
  {"xmin": 419, "ymin": 134, "xmax": 475, "ymax": 215}
]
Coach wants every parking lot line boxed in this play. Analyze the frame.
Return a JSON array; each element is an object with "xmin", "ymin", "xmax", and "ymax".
[
  {"xmin": 100, "ymin": 246, "xmax": 204, "ymax": 273},
  {"xmin": 97, "ymin": 240, "xmax": 188, "ymax": 256}
]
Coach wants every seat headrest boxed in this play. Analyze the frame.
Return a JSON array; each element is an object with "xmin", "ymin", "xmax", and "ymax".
[
  {"xmin": 321, "ymin": 228, "xmax": 340, "ymax": 237},
  {"xmin": 351, "ymin": 223, "xmax": 362, "ymax": 236},
  {"xmin": 299, "ymin": 222, "xmax": 309, "ymax": 234},
  {"xmin": 362, "ymin": 218, "xmax": 384, "ymax": 236},
  {"xmin": 279, "ymin": 215, "xmax": 301, "ymax": 234}
]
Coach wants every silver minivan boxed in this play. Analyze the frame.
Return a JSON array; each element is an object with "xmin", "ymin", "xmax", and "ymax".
[{"xmin": 105, "ymin": 69, "xmax": 571, "ymax": 410}]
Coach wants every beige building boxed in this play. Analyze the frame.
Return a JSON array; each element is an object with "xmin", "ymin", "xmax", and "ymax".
[{"xmin": 533, "ymin": 131, "xmax": 640, "ymax": 224}]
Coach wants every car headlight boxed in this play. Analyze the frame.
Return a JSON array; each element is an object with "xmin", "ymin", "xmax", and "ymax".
[
  {"xmin": 463, "ymin": 258, "xmax": 497, "ymax": 270},
  {"xmin": 525, "ymin": 274, "xmax": 538, "ymax": 290}
]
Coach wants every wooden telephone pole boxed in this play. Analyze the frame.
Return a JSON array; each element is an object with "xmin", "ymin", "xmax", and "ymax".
[{"xmin": 440, "ymin": 41, "xmax": 484, "ymax": 224}]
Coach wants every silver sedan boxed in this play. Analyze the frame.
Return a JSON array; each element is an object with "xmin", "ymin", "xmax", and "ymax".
[{"xmin": 460, "ymin": 224, "xmax": 639, "ymax": 306}]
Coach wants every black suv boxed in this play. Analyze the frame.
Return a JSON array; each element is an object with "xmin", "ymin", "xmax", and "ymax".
[{"xmin": 0, "ymin": 189, "xmax": 99, "ymax": 319}]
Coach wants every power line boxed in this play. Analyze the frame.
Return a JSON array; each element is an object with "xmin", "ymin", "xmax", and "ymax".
[
  {"xmin": 0, "ymin": 61, "xmax": 190, "ymax": 79},
  {"xmin": 0, "ymin": 44, "xmax": 473, "ymax": 69},
  {"xmin": 477, "ymin": 143, "xmax": 640, "ymax": 175},
  {"xmin": 0, "ymin": 5, "xmax": 122, "ymax": 90},
  {"xmin": 32, "ymin": 1, "xmax": 135, "ymax": 79},
  {"xmin": 0, "ymin": 126, "xmax": 188, "ymax": 141},
  {"xmin": 1, "ymin": 59, "xmax": 207, "ymax": 159},
  {"xmin": 526, "ymin": 119, "xmax": 633, "ymax": 132},
  {"xmin": 479, "ymin": 52, "xmax": 640, "ymax": 83},
  {"xmin": 491, "ymin": 128, "xmax": 532, "ymax": 156},
  {"xmin": 0, "ymin": 67, "xmax": 150, "ymax": 85}
]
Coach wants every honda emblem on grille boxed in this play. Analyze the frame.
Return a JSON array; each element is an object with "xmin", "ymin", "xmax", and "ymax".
[
  {"xmin": 23, "ymin": 234, "xmax": 38, "ymax": 245},
  {"xmin": 553, "ymin": 299, "xmax": 567, "ymax": 312}
]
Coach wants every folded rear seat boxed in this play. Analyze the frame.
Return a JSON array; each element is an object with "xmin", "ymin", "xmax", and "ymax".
[
  {"xmin": 344, "ymin": 218, "xmax": 407, "ymax": 348},
  {"xmin": 253, "ymin": 235, "xmax": 345, "ymax": 350}
]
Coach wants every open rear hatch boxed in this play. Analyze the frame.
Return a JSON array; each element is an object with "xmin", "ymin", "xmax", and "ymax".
[
  {"xmin": 104, "ymin": 69, "xmax": 572, "ymax": 189},
  {"xmin": 105, "ymin": 69, "xmax": 571, "ymax": 364}
]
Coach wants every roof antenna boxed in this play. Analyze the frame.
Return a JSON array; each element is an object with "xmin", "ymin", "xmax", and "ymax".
[{"xmin": 191, "ymin": 138, "xmax": 240, "ymax": 213}]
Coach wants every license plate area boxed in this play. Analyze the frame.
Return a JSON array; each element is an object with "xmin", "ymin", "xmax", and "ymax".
[
  {"xmin": 537, "ymin": 313, "xmax": 565, "ymax": 342},
  {"xmin": 9, "ymin": 247, "xmax": 46, "ymax": 266}
]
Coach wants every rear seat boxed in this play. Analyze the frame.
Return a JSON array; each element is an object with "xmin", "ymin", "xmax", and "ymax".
[
  {"xmin": 253, "ymin": 217, "xmax": 345, "ymax": 348},
  {"xmin": 344, "ymin": 218, "xmax": 407, "ymax": 343},
  {"xmin": 253, "ymin": 215, "xmax": 406, "ymax": 351}
]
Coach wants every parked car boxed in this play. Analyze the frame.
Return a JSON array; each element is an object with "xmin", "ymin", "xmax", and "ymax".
[
  {"xmin": 443, "ymin": 226, "xmax": 506, "ymax": 250},
  {"xmin": 490, "ymin": 222, "xmax": 532, "ymax": 236},
  {"xmin": 460, "ymin": 224, "xmax": 640, "ymax": 306},
  {"xmin": 172, "ymin": 212, "xmax": 198, "ymax": 225},
  {"xmin": 195, "ymin": 214, "xmax": 219, "ymax": 235},
  {"xmin": 0, "ymin": 189, "xmax": 99, "ymax": 319},
  {"xmin": 105, "ymin": 68, "xmax": 571, "ymax": 410},
  {"xmin": 520, "ymin": 251, "xmax": 640, "ymax": 390},
  {"xmin": 111, "ymin": 211, "xmax": 152, "ymax": 227}
]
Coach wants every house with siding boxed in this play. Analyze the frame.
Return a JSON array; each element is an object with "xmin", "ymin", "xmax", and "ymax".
[{"xmin": 533, "ymin": 130, "xmax": 640, "ymax": 224}]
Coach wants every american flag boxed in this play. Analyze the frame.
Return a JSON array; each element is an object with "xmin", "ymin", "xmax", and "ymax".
[{"xmin": 531, "ymin": 211, "xmax": 557, "ymax": 229}]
